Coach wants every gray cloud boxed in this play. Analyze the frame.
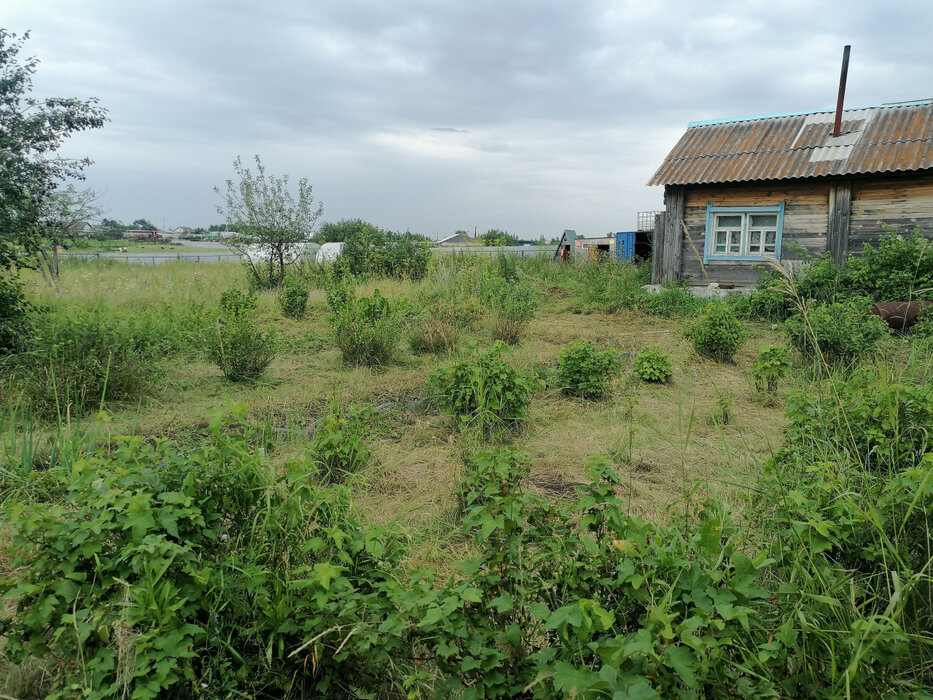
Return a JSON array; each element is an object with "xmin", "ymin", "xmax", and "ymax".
[{"xmin": 6, "ymin": 0, "xmax": 933, "ymax": 237}]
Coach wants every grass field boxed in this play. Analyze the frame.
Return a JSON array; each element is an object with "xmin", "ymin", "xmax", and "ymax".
[
  {"xmin": 2, "ymin": 251, "xmax": 930, "ymax": 698},
  {"xmin": 14, "ymin": 260, "xmax": 782, "ymax": 551},
  {"xmin": 65, "ymin": 239, "xmax": 227, "ymax": 253}
]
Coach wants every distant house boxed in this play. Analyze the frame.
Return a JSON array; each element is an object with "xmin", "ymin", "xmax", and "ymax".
[
  {"xmin": 437, "ymin": 232, "xmax": 473, "ymax": 247},
  {"xmin": 67, "ymin": 221, "xmax": 94, "ymax": 234},
  {"xmin": 553, "ymin": 230, "xmax": 576, "ymax": 260},
  {"xmin": 173, "ymin": 226, "xmax": 193, "ymax": 234},
  {"xmin": 553, "ymin": 230, "xmax": 616, "ymax": 260},
  {"xmin": 647, "ymin": 100, "xmax": 933, "ymax": 286}
]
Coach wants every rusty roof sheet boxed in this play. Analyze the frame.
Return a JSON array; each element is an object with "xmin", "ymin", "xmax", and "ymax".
[{"xmin": 648, "ymin": 102, "xmax": 933, "ymax": 186}]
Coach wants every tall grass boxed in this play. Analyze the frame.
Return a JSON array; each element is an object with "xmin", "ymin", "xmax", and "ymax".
[{"xmin": 746, "ymin": 262, "xmax": 933, "ymax": 694}]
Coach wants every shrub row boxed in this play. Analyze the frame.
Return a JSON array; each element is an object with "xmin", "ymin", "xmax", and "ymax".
[{"xmin": 3, "ymin": 386, "xmax": 930, "ymax": 697}]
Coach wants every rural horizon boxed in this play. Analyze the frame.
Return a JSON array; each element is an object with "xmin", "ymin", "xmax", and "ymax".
[{"xmin": 2, "ymin": 3, "xmax": 932, "ymax": 697}]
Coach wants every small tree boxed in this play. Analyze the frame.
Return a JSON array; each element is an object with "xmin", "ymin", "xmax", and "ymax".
[
  {"xmin": 34, "ymin": 185, "xmax": 103, "ymax": 293},
  {"xmin": 478, "ymin": 229, "xmax": 518, "ymax": 247},
  {"xmin": 214, "ymin": 155, "xmax": 323, "ymax": 289}
]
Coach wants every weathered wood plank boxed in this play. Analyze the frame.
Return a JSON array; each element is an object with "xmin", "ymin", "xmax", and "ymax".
[
  {"xmin": 685, "ymin": 181, "xmax": 830, "ymax": 207},
  {"xmin": 827, "ymin": 181, "xmax": 852, "ymax": 264},
  {"xmin": 651, "ymin": 212, "xmax": 667, "ymax": 284},
  {"xmin": 850, "ymin": 173, "xmax": 933, "ymax": 241},
  {"xmin": 656, "ymin": 186, "xmax": 684, "ymax": 284}
]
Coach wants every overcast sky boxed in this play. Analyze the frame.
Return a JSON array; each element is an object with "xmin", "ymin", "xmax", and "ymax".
[{"xmin": 6, "ymin": 1, "xmax": 932, "ymax": 239}]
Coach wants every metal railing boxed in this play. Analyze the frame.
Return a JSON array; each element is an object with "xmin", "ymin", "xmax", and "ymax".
[
  {"xmin": 432, "ymin": 245, "xmax": 558, "ymax": 257},
  {"xmin": 62, "ymin": 253, "xmax": 242, "ymax": 265},
  {"xmin": 637, "ymin": 211, "xmax": 663, "ymax": 232}
]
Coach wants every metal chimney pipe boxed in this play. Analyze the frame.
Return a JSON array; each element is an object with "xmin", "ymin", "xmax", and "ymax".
[{"xmin": 833, "ymin": 45, "xmax": 851, "ymax": 137}]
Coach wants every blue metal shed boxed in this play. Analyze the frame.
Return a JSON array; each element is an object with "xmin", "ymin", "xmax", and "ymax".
[{"xmin": 615, "ymin": 232, "xmax": 635, "ymax": 261}]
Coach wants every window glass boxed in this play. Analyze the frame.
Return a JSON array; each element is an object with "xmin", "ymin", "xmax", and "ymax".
[
  {"xmin": 750, "ymin": 214, "xmax": 777, "ymax": 227},
  {"xmin": 764, "ymin": 230, "xmax": 777, "ymax": 253},
  {"xmin": 714, "ymin": 231, "xmax": 727, "ymax": 253},
  {"xmin": 728, "ymin": 231, "xmax": 741, "ymax": 254},
  {"xmin": 708, "ymin": 207, "xmax": 782, "ymax": 260}
]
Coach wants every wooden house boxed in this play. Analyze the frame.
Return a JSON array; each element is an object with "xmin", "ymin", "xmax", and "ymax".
[
  {"xmin": 552, "ymin": 230, "xmax": 616, "ymax": 261},
  {"xmin": 647, "ymin": 100, "xmax": 933, "ymax": 285},
  {"xmin": 553, "ymin": 230, "xmax": 577, "ymax": 260},
  {"xmin": 438, "ymin": 232, "xmax": 474, "ymax": 247}
]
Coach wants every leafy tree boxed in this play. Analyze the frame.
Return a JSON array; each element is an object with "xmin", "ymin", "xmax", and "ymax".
[
  {"xmin": 314, "ymin": 218, "xmax": 380, "ymax": 244},
  {"xmin": 0, "ymin": 29, "xmax": 107, "ymax": 272},
  {"xmin": 100, "ymin": 218, "xmax": 126, "ymax": 231},
  {"xmin": 0, "ymin": 29, "xmax": 105, "ymax": 352},
  {"xmin": 33, "ymin": 185, "xmax": 103, "ymax": 293},
  {"xmin": 215, "ymin": 155, "xmax": 323, "ymax": 288},
  {"xmin": 131, "ymin": 218, "xmax": 156, "ymax": 230},
  {"xmin": 478, "ymin": 228, "xmax": 518, "ymax": 247}
]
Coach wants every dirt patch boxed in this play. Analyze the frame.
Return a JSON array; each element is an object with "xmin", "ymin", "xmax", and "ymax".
[
  {"xmin": 528, "ymin": 472, "xmax": 586, "ymax": 497},
  {"xmin": 632, "ymin": 461, "xmax": 658, "ymax": 473}
]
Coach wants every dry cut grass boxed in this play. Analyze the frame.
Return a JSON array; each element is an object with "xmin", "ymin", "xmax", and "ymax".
[{"xmin": 9, "ymin": 260, "xmax": 789, "ymax": 570}]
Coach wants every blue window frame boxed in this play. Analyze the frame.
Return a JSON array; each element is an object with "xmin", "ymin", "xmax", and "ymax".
[{"xmin": 703, "ymin": 203, "xmax": 785, "ymax": 263}]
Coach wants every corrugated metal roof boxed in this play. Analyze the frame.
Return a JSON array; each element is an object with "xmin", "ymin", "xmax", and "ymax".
[{"xmin": 648, "ymin": 102, "xmax": 933, "ymax": 186}]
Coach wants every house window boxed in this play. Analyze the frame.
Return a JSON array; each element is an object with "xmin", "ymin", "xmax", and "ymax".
[{"xmin": 704, "ymin": 204, "xmax": 785, "ymax": 263}]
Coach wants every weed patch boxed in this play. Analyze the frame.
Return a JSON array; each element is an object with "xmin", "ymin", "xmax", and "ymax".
[
  {"xmin": 428, "ymin": 342, "xmax": 537, "ymax": 438},
  {"xmin": 555, "ymin": 339, "xmax": 621, "ymax": 399}
]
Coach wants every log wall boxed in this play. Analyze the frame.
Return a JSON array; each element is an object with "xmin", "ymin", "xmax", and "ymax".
[
  {"xmin": 679, "ymin": 181, "xmax": 830, "ymax": 285},
  {"xmin": 849, "ymin": 173, "xmax": 933, "ymax": 253},
  {"xmin": 666, "ymin": 171, "xmax": 933, "ymax": 285}
]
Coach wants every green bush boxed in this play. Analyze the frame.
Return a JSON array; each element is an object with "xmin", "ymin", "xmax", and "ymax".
[
  {"xmin": 3, "ymin": 396, "xmax": 931, "ymax": 697},
  {"xmin": 456, "ymin": 448, "xmax": 527, "ymax": 514},
  {"xmin": 277, "ymin": 273, "xmax": 310, "ymax": 318},
  {"xmin": 782, "ymin": 366, "xmax": 933, "ymax": 472},
  {"xmin": 729, "ymin": 273, "xmax": 792, "ymax": 321},
  {"xmin": 686, "ymin": 302, "xmax": 747, "ymax": 362},
  {"xmin": 751, "ymin": 344, "xmax": 791, "ymax": 393},
  {"xmin": 428, "ymin": 342, "xmax": 537, "ymax": 437},
  {"xmin": 494, "ymin": 253, "xmax": 519, "ymax": 282},
  {"xmin": 328, "ymin": 220, "xmax": 431, "ymax": 280},
  {"xmin": 209, "ymin": 290, "xmax": 276, "ymax": 380},
  {"xmin": 634, "ymin": 345, "xmax": 673, "ymax": 383},
  {"xmin": 218, "ymin": 288, "xmax": 257, "ymax": 319},
  {"xmin": 0, "ymin": 274, "xmax": 35, "ymax": 356},
  {"xmin": 744, "ymin": 231, "xmax": 933, "ymax": 315},
  {"xmin": 784, "ymin": 300, "xmax": 887, "ymax": 367},
  {"xmin": 639, "ymin": 281, "xmax": 705, "ymax": 317},
  {"xmin": 328, "ymin": 286, "xmax": 401, "ymax": 366},
  {"xmin": 309, "ymin": 402, "xmax": 373, "ymax": 484},
  {"xmin": 4, "ymin": 314, "xmax": 154, "ymax": 419},
  {"xmin": 555, "ymin": 339, "xmax": 621, "ymax": 399},
  {"xmin": 0, "ymin": 408, "xmax": 407, "ymax": 698},
  {"xmin": 847, "ymin": 229, "xmax": 933, "ymax": 301},
  {"xmin": 794, "ymin": 252, "xmax": 848, "ymax": 304}
]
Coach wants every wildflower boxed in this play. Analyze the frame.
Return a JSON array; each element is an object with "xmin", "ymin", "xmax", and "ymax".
[{"xmin": 611, "ymin": 539, "xmax": 636, "ymax": 554}]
